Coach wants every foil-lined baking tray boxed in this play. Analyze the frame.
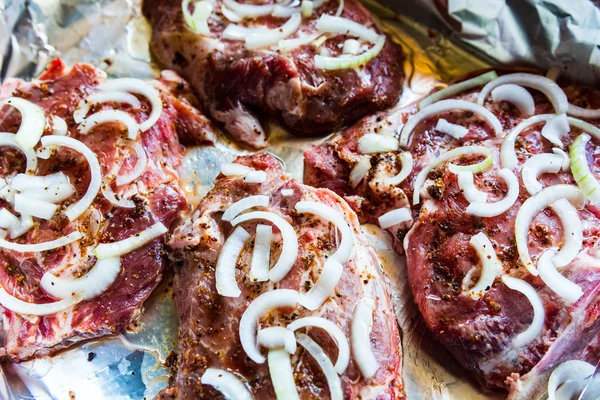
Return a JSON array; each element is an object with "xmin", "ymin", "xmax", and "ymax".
[{"xmin": 0, "ymin": 0, "xmax": 598, "ymax": 398}]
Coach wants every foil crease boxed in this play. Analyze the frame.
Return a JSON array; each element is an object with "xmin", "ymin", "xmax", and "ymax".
[{"xmin": 0, "ymin": 0, "xmax": 599, "ymax": 399}]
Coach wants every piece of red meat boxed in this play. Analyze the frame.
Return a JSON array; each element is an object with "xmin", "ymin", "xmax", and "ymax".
[
  {"xmin": 0, "ymin": 59, "xmax": 214, "ymax": 361},
  {"xmin": 142, "ymin": 0, "xmax": 404, "ymax": 149}
]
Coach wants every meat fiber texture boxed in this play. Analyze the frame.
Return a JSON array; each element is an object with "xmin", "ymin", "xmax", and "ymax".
[
  {"xmin": 303, "ymin": 72, "xmax": 600, "ymax": 396},
  {"xmin": 167, "ymin": 153, "xmax": 404, "ymax": 399},
  {"xmin": 142, "ymin": 0, "xmax": 405, "ymax": 149},
  {"xmin": 0, "ymin": 59, "xmax": 214, "ymax": 361}
]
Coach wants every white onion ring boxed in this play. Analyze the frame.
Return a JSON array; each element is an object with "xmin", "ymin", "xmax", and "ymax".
[
  {"xmin": 418, "ymin": 71, "xmax": 498, "ymax": 110},
  {"xmin": 491, "ymin": 84, "xmax": 535, "ymax": 116},
  {"xmin": 351, "ymin": 298, "xmax": 379, "ymax": 378},
  {"xmin": 541, "ymin": 114, "xmax": 570, "ymax": 147},
  {"xmin": 201, "ymin": 368, "xmax": 253, "ymax": 400},
  {"xmin": 215, "ymin": 226, "xmax": 251, "ymax": 297},
  {"xmin": 0, "ymin": 286, "xmax": 79, "ymax": 316},
  {"xmin": 358, "ymin": 133, "xmax": 399, "ymax": 154},
  {"xmin": 1, "ymin": 97, "xmax": 46, "ymax": 149},
  {"xmin": 550, "ymin": 199, "xmax": 583, "ymax": 268},
  {"xmin": 315, "ymin": 15, "xmax": 379, "ymax": 43},
  {"xmin": 223, "ymin": 0, "xmax": 274, "ymax": 18},
  {"xmin": 257, "ymin": 326, "xmax": 297, "ymax": 354},
  {"xmin": 78, "ymin": 110, "xmax": 139, "ymax": 140},
  {"xmin": 244, "ymin": 14, "xmax": 302, "ymax": 49},
  {"xmin": 14, "ymin": 193, "xmax": 58, "ymax": 220},
  {"xmin": 435, "ymin": 118, "xmax": 468, "ymax": 139},
  {"xmin": 501, "ymin": 275, "xmax": 545, "ymax": 348},
  {"xmin": 250, "ymin": 224, "xmax": 272, "ymax": 282},
  {"xmin": 378, "ymin": 207, "xmax": 412, "ymax": 229},
  {"xmin": 384, "ymin": 152, "xmax": 413, "ymax": 186},
  {"xmin": 349, "ymin": 156, "xmax": 371, "ymax": 188},
  {"xmin": 268, "ymin": 348, "xmax": 300, "ymax": 400},
  {"xmin": 74, "ymin": 91, "xmax": 141, "ymax": 124},
  {"xmin": 51, "ymin": 116, "xmax": 68, "ymax": 136},
  {"xmin": 101, "ymin": 180, "xmax": 136, "ymax": 208},
  {"xmin": 295, "ymin": 333, "xmax": 343, "ymax": 400},
  {"xmin": 222, "ymin": 195, "xmax": 270, "ymax": 222},
  {"xmin": 547, "ymin": 360, "xmax": 596, "ymax": 400},
  {"xmin": 315, "ymin": 35, "xmax": 385, "ymax": 71},
  {"xmin": 0, "ymin": 132, "xmax": 37, "ymax": 173},
  {"xmin": 464, "ymin": 169, "xmax": 519, "ymax": 217},
  {"xmin": 537, "ymin": 249, "xmax": 583, "ymax": 304},
  {"xmin": 95, "ymin": 222, "xmax": 167, "ymax": 259},
  {"xmin": 115, "ymin": 140, "xmax": 148, "ymax": 186},
  {"xmin": 0, "ymin": 231, "xmax": 83, "ymax": 253},
  {"xmin": 457, "ymin": 171, "xmax": 488, "ymax": 203},
  {"xmin": 522, "ymin": 149, "xmax": 570, "ymax": 195},
  {"xmin": 568, "ymin": 103, "xmax": 600, "ymax": 120},
  {"xmin": 464, "ymin": 232, "xmax": 502, "ymax": 300}
]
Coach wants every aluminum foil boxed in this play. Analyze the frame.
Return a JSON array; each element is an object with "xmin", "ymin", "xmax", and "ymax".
[{"xmin": 0, "ymin": 0, "xmax": 599, "ymax": 399}]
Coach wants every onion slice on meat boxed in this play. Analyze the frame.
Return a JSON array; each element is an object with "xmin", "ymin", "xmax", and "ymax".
[
  {"xmin": 315, "ymin": 15, "xmax": 378, "ymax": 43},
  {"xmin": 21, "ymin": 183, "xmax": 75, "ymax": 204},
  {"xmin": 11, "ymin": 172, "xmax": 69, "ymax": 191},
  {"xmin": 257, "ymin": 326, "xmax": 297, "ymax": 354},
  {"xmin": 182, "ymin": 0, "xmax": 212, "ymax": 35},
  {"xmin": 358, "ymin": 133, "xmax": 399, "ymax": 154},
  {"xmin": 287, "ymin": 316, "xmax": 350, "ymax": 374},
  {"xmin": 568, "ymin": 103, "xmax": 600, "ymax": 120},
  {"xmin": 78, "ymin": 110, "xmax": 140, "ymax": 140},
  {"xmin": 547, "ymin": 360, "xmax": 596, "ymax": 400},
  {"xmin": 201, "ymin": 368, "xmax": 253, "ymax": 400},
  {"xmin": 101, "ymin": 181, "xmax": 136, "ymax": 208},
  {"xmin": 418, "ymin": 71, "xmax": 498, "ymax": 110},
  {"xmin": 464, "ymin": 232, "xmax": 502, "ymax": 300},
  {"xmin": 115, "ymin": 140, "xmax": 148, "ymax": 186},
  {"xmin": 244, "ymin": 14, "xmax": 302, "ymax": 49},
  {"xmin": 221, "ymin": 4, "xmax": 243, "ymax": 22},
  {"xmin": 550, "ymin": 199, "xmax": 583, "ymax": 268},
  {"xmin": 399, "ymin": 99, "xmax": 503, "ymax": 148},
  {"xmin": 541, "ymin": 114, "xmax": 570, "ymax": 148},
  {"xmin": 243, "ymin": 170, "xmax": 267, "ymax": 183},
  {"xmin": 349, "ymin": 156, "xmax": 371, "ymax": 188},
  {"xmin": 351, "ymin": 298, "xmax": 379, "ymax": 378},
  {"xmin": 223, "ymin": 0, "xmax": 274, "ymax": 18},
  {"xmin": 215, "ymin": 226, "xmax": 251, "ymax": 297},
  {"xmin": 384, "ymin": 152, "xmax": 413, "ymax": 186},
  {"xmin": 272, "ymin": 4, "xmax": 300, "ymax": 17},
  {"xmin": 278, "ymin": 32, "xmax": 321, "ymax": 52},
  {"xmin": 231, "ymin": 211, "xmax": 298, "ymax": 282},
  {"xmin": 40, "ymin": 136, "xmax": 102, "ymax": 221},
  {"xmin": 0, "ymin": 132, "xmax": 37, "ymax": 173},
  {"xmin": 0, "ymin": 287, "xmax": 79, "ymax": 316},
  {"xmin": 239, "ymin": 289, "xmax": 299, "ymax": 364},
  {"xmin": 1, "ymin": 97, "xmax": 46, "ymax": 149},
  {"xmin": 222, "ymin": 195, "xmax": 270, "ymax": 222},
  {"xmin": 268, "ymin": 348, "xmax": 300, "ymax": 400},
  {"xmin": 314, "ymin": 35, "xmax": 385, "ymax": 70},
  {"xmin": 464, "ymin": 169, "xmax": 519, "ymax": 217},
  {"xmin": 40, "ymin": 257, "xmax": 121, "ymax": 300},
  {"xmin": 378, "ymin": 208, "xmax": 411, "ymax": 229},
  {"xmin": 457, "ymin": 171, "xmax": 488, "ymax": 203},
  {"xmin": 477, "ymin": 73, "xmax": 568, "ymax": 114},
  {"xmin": 8, "ymin": 214, "xmax": 34, "ymax": 239},
  {"xmin": 435, "ymin": 118, "xmax": 468, "ymax": 139},
  {"xmin": 570, "ymin": 133, "xmax": 600, "ymax": 203},
  {"xmin": 52, "ymin": 116, "xmax": 68, "ymax": 136},
  {"xmin": 222, "ymin": 24, "xmax": 270, "ymax": 41},
  {"xmin": 515, "ymin": 184, "xmax": 585, "ymax": 275},
  {"xmin": 343, "ymin": 39, "xmax": 360, "ymax": 54},
  {"xmin": 501, "ymin": 275, "xmax": 545, "ymax": 348},
  {"xmin": 74, "ymin": 91, "xmax": 141, "ymax": 124},
  {"xmin": 95, "ymin": 222, "xmax": 168, "ymax": 259},
  {"xmin": 0, "ymin": 209, "xmax": 18, "ymax": 229},
  {"xmin": 14, "ymin": 194, "xmax": 58, "ymax": 220},
  {"xmin": 301, "ymin": 0, "xmax": 314, "ymax": 17},
  {"xmin": 296, "ymin": 333, "xmax": 343, "ymax": 400},
  {"xmin": 522, "ymin": 149, "xmax": 570, "ymax": 195},
  {"xmin": 295, "ymin": 201, "xmax": 353, "ymax": 310},
  {"xmin": 491, "ymin": 84, "xmax": 535, "ymax": 116},
  {"xmin": 413, "ymin": 145, "xmax": 493, "ymax": 205},
  {"xmin": 250, "ymin": 224, "xmax": 272, "ymax": 282},
  {"xmin": 537, "ymin": 250, "xmax": 583, "ymax": 304},
  {"xmin": 0, "ymin": 231, "xmax": 83, "ymax": 253}
]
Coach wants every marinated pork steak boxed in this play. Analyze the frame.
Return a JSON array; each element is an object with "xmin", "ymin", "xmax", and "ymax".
[
  {"xmin": 167, "ymin": 153, "xmax": 403, "ymax": 399},
  {"xmin": 142, "ymin": 0, "xmax": 404, "ymax": 148},
  {"xmin": 0, "ymin": 59, "xmax": 214, "ymax": 361},
  {"xmin": 304, "ymin": 70, "xmax": 600, "ymax": 396}
]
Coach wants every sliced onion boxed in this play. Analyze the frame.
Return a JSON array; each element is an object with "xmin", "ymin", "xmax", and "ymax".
[
  {"xmin": 101, "ymin": 181, "xmax": 135, "ymax": 208},
  {"xmin": 343, "ymin": 38, "xmax": 360, "ymax": 55},
  {"xmin": 296, "ymin": 333, "xmax": 343, "ymax": 400},
  {"xmin": 0, "ymin": 286, "xmax": 78, "ymax": 316},
  {"xmin": 231, "ymin": 211, "xmax": 298, "ymax": 282},
  {"xmin": 400, "ymin": 99, "xmax": 503, "ymax": 148},
  {"xmin": 464, "ymin": 169, "xmax": 519, "ymax": 217},
  {"xmin": 257, "ymin": 326, "xmax": 297, "ymax": 354},
  {"xmin": 281, "ymin": 189, "xmax": 294, "ymax": 197},
  {"xmin": 223, "ymin": 0, "xmax": 273, "ymax": 18},
  {"xmin": 501, "ymin": 114, "xmax": 554, "ymax": 169},
  {"xmin": 570, "ymin": 133, "xmax": 600, "ymax": 203},
  {"xmin": 349, "ymin": 156, "xmax": 371, "ymax": 188},
  {"xmin": 243, "ymin": 170, "xmax": 267, "ymax": 183},
  {"xmin": 268, "ymin": 348, "xmax": 300, "ymax": 400},
  {"xmin": 334, "ymin": 0, "xmax": 344, "ymax": 16},
  {"xmin": 9, "ymin": 214, "xmax": 33, "ymax": 239},
  {"xmin": 278, "ymin": 32, "xmax": 321, "ymax": 52},
  {"xmin": 522, "ymin": 149, "xmax": 570, "ymax": 195},
  {"xmin": 14, "ymin": 194, "xmax": 58, "ymax": 220},
  {"xmin": 41, "ymin": 136, "xmax": 102, "ymax": 221},
  {"xmin": 201, "ymin": 368, "xmax": 253, "ymax": 400},
  {"xmin": 418, "ymin": 71, "xmax": 499, "ymax": 110},
  {"xmin": 516, "ymin": 185, "xmax": 585, "ymax": 275},
  {"xmin": 244, "ymin": 14, "xmax": 302, "ymax": 49},
  {"xmin": 287, "ymin": 316, "xmax": 349, "ymax": 374},
  {"xmin": 568, "ymin": 116, "xmax": 600, "ymax": 140},
  {"xmin": 98, "ymin": 78, "xmax": 163, "ymax": 131},
  {"xmin": 74, "ymin": 91, "xmax": 141, "ymax": 124},
  {"xmin": 0, "ymin": 132, "xmax": 37, "ymax": 173},
  {"xmin": 477, "ymin": 73, "xmax": 568, "ymax": 115},
  {"xmin": 11, "ymin": 172, "xmax": 69, "ymax": 191},
  {"xmin": 358, "ymin": 133, "xmax": 399, "ymax": 154},
  {"xmin": 250, "ymin": 224, "xmax": 272, "ymax": 282},
  {"xmin": 1, "ymin": 97, "xmax": 46, "ymax": 149},
  {"xmin": 315, "ymin": 15, "xmax": 378, "ymax": 43},
  {"xmin": 215, "ymin": 226, "xmax": 251, "ymax": 297},
  {"xmin": 221, "ymin": 4, "xmax": 243, "ymax": 22},
  {"xmin": 272, "ymin": 4, "xmax": 300, "ymax": 17},
  {"xmin": 384, "ymin": 152, "xmax": 413, "ymax": 186},
  {"xmin": 221, "ymin": 163, "xmax": 252, "ymax": 177},
  {"xmin": 378, "ymin": 207, "xmax": 412, "ymax": 229},
  {"xmin": 464, "ymin": 232, "xmax": 502, "ymax": 300},
  {"xmin": 551, "ymin": 199, "xmax": 583, "ymax": 267},
  {"xmin": 295, "ymin": 201, "xmax": 353, "ymax": 310},
  {"xmin": 501, "ymin": 275, "xmax": 545, "ymax": 348},
  {"xmin": 413, "ymin": 145, "xmax": 493, "ymax": 205},
  {"xmin": 568, "ymin": 103, "xmax": 600, "ymax": 120},
  {"xmin": 222, "ymin": 195, "xmax": 270, "ymax": 222},
  {"xmin": 115, "ymin": 140, "xmax": 147, "ymax": 186},
  {"xmin": 537, "ymin": 249, "xmax": 583, "ymax": 304},
  {"xmin": 239, "ymin": 289, "xmax": 299, "ymax": 364},
  {"xmin": 457, "ymin": 171, "xmax": 488, "ymax": 203},
  {"xmin": 78, "ymin": 110, "xmax": 139, "ymax": 140},
  {"xmin": 314, "ymin": 35, "xmax": 385, "ymax": 70},
  {"xmin": 491, "ymin": 84, "xmax": 535, "ymax": 116},
  {"xmin": 0, "ymin": 185, "xmax": 16, "ymax": 205},
  {"xmin": 435, "ymin": 118, "xmax": 468, "ymax": 139},
  {"xmin": 222, "ymin": 24, "xmax": 270, "ymax": 41},
  {"xmin": 52, "ymin": 116, "xmax": 68, "ymax": 136},
  {"xmin": 21, "ymin": 183, "xmax": 75, "ymax": 204},
  {"xmin": 95, "ymin": 222, "xmax": 167, "ymax": 259},
  {"xmin": 352, "ymin": 298, "xmax": 379, "ymax": 378},
  {"xmin": 0, "ymin": 209, "xmax": 19, "ymax": 229},
  {"xmin": 0, "ymin": 231, "xmax": 83, "ymax": 253},
  {"xmin": 301, "ymin": 0, "xmax": 313, "ymax": 17},
  {"xmin": 541, "ymin": 114, "xmax": 570, "ymax": 147},
  {"xmin": 182, "ymin": 0, "xmax": 212, "ymax": 35},
  {"xmin": 547, "ymin": 360, "xmax": 596, "ymax": 400},
  {"xmin": 40, "ymin": 257, "xmax": 121, "ymax": 300}
]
